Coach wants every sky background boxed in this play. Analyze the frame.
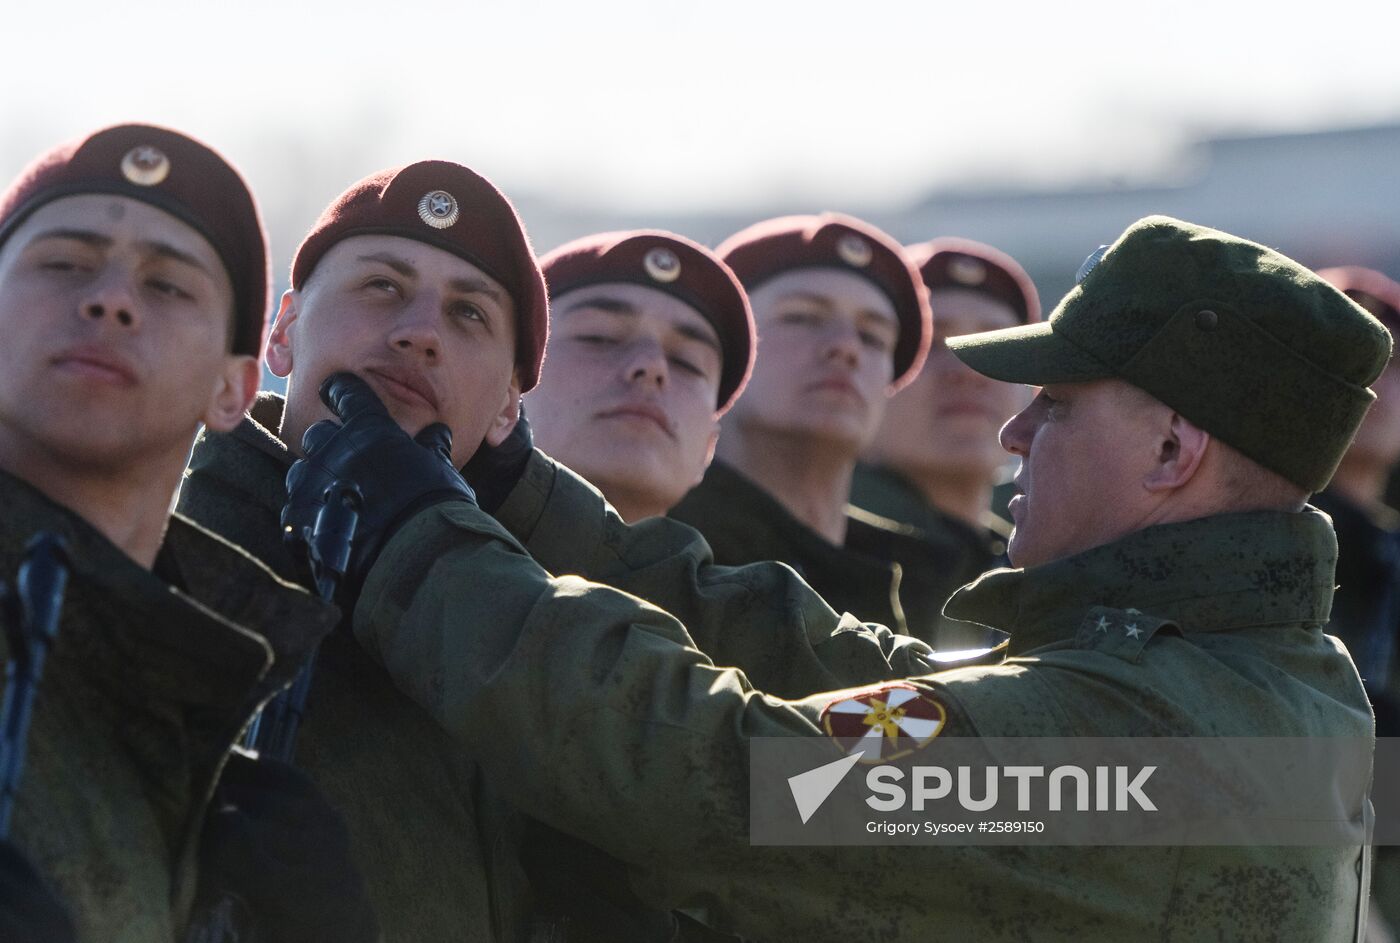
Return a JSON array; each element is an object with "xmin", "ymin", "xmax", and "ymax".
[{"xmin": 5, "ymin": 0, "xmax": 1399, "ymax": 228}]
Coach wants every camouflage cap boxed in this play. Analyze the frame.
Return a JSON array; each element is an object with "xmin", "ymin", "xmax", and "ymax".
[{"xmin": 947, "ymin": 215, "xmax": 1393, "ymax": 492}]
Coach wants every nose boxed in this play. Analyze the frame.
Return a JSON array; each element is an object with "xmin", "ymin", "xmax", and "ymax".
[
  {"xmin": 822, "ymin": 321, "xmax": 861, "ymax": 369},
  {"xmin": 622, "ymin": 339, "xmax": 668, "ymax": 390},
  {"xmin": 81, "ymin": 267, "xmax": 138, "ymax": 330},
  {"xmin": 999, "ymin": 397, "xmax": 1037, "ymax": 457},
  {"xmin": 388, "ymin": 293, "xmax": 442, "ymax": 361}
]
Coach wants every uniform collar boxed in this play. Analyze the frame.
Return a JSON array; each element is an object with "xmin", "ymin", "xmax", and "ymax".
[
  {"xmin": 943, "ymin": 508, "xmax": 1337, "ymax": 656},
  {"xmin": 1, "ymin": 463, "xmax": 331, "ymax": 707}
]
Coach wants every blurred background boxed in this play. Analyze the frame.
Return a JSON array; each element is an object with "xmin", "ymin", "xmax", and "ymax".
[{"xmin": 5, "ymin": 0, "xmax": 1399, "ymax": 348}]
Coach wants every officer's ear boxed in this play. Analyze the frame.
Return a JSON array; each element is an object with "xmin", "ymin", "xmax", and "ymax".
[
  {"xmin": 265, "ymin": 290, "xmax": 300, "ymax": 379},
  {"xmin": 204, "ymin": 355, "xmax": 260, "ymax": 433},
  {"xmin": 1143, "ymin": 412, "xmax": 1210, "ymax": 493},
  {"xmin": 484, "ymin": 371, "xmax": 523, "ymax": 447}
]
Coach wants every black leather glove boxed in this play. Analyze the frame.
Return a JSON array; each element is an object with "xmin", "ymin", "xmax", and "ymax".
[
  {"xmin": 0, "ymin": 841, "xmax": 76, "ymax": 943},
  {"xmin": 460, "ymin": 401, "xmax": 533, "ymax": 514},
  {"xmin": 282, "ymin": 372, "xmax": 477, "ymax": 597},
  {"xmin": 192, "ymin": 752, "xmax": 378, "ymax": 943},
  {"xmin": 520, "ymin": 819, "xmax": 679, "ymax": 942}
]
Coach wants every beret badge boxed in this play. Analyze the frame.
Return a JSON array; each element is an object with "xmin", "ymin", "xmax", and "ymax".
[
  {"xmin": 417, "ymin": 189, "xmax": 460, "ymax": 230},
  {"xmin": 643, "ymin": 246, "xmax": 682, "ymax": 283},
  {"xmin": 836, "ymin": 233, "xmax": 873, "ymax": 268},
  {"xmin": 947, "ymin": 256, "xmax": 988, "ymax": 287},
  {"xmin": 120, "ymin": 145, "xmax": 170, "ymax": 187}
]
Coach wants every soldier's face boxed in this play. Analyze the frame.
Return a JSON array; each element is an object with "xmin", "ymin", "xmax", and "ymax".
[
  {"xmin": 999, "ymin": 380, "xmax": 1162, "ymax": 568},
  {"xmin": 267, "ymin": 235, "xmax": 520, "ymax": 468},
  {"xmin": 526, "ymin": 282, "xmax": 721, "ymax": 520},
  {"xmin": 727, "ymin": 268, "xmax": 897, "ymax": 454},
  {"xmin": 0, "ymin": 194, "xmax": 255, "ymax": 475},
  {"xmin": 866, "ymin": 290, "xmax": 1025, "ymax": 482}
]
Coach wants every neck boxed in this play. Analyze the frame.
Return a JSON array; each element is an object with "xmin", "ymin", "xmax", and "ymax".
[
  {"xmin": 718, "ymin": 423, "xmax": 854, "ymax": 544},
  {"xmin": 598, "ymin": 482, "xmax": 670, "ymax": 524},
  {"xmin": 0, "ymin": 432, "xmax": 180, "ymax": 569},
  {"xmin": 1329, "ymin": 456, "xmax": 1390, "ymax": 511},
  {"xmin": 904, "ymin": 467, "xmax": 993, "ymax": 529}
]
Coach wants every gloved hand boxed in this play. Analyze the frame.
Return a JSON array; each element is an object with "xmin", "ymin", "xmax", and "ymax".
[
  {"xmin": 519, "ymin": 819, "xmax": 679, "ymax": 942},
  {"xmin": 460, "ymin": 401, "xmax": 533, "ymax": 514},
  {"xmin": 282, "ymin": 372, "xmax": 477, "ymax": 597},
  {"xmin": 0, "ymin": 840, "xmax": 76, "ymax": 943},
  {"xmin": 192, "ymin": 752, "xmax": 378, "ymax": 943}
]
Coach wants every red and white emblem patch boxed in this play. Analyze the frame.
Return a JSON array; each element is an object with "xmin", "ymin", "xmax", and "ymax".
[{"xmin": 821, "ymin": 683, "xmax": 947, "ymax": 764}]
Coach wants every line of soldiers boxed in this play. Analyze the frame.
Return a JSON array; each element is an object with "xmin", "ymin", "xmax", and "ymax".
[{"xmin": 1, "ymin": 120, "xmax": 1397, "ymax": 942}]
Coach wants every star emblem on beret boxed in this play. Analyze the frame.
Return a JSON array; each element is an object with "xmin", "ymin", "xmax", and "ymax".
[
  {"xmin": 120, "ymin": 145, "xmax": 171, "ymax": 187},
  {"xmin": 835, "ymin": 233, "xmax": 873, "ymax": 268},
  {"xmin": 947, "ymin": 255, "xmax": 988, "ymax": 286},
  {"xmin": 417, "ymin": 189, "xmax": 460, "ymax": 230},
  {"xmin": 643, "ymin": 247, "xmax": 682, "ymax": 283}
]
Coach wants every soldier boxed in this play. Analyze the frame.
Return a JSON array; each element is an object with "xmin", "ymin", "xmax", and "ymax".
[
  {"xmin": 177, "ymin": 159, "xmax": 552, "ymax": 941},
  {"xmin": 855, "ymin": 238, "xmax": 1040, "ymax": 646},
  {"xmin": 525, "ymin": 231, "xmax": 754, "ymax": 521},
  {"xmin": 1314, "ymin": 266, "xmax": 1400, "ymax": 941},
  {"xmin": 0, "ymin": 124, "xmax": 372, "ymax": 941},
  {"xmin": 667, "ymin": 214, "xmax": 972, "ymax": 643},
  {"xmin": 291, "ymin": 214, "xmax": 1386, "ymax": 940}
]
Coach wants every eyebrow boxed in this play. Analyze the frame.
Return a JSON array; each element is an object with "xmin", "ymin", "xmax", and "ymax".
[
  {"xmin": 564, "ymin": 294, "xmax": 721, "ymax": 353},
  {"xmin": 357, "ymin": 253, "xmax": 505, "ymax": 304},
  {"xmin": 777, "ymin": 289, "xmax": 897, "ymax": 329},
  {"xmin": 30, "ymin": 228, "xmax": 216, "ymax": 278}
]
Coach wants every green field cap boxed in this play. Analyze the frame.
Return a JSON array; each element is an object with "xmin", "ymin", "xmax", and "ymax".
[{"xmin": 948, "ymin": 215, "xmax": 1393, "ymax": 491}]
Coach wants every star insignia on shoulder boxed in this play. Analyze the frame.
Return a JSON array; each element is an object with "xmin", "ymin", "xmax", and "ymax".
[
  {"xmin": 1124, "ymin": 623, "xmax": 1141, "ymax": 639},
  {"xmin": 1094, "ymin": 616, "xmax": 1111, "ymax": 633}
]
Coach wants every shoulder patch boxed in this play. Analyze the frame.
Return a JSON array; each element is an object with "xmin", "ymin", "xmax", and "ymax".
[
  {"xmin": 820, "ymin": 682, "xmax": 947, "ymax": 764},
  {"xmin": 1075, "ymin": 606, "xmax": 1178, "ymax": 663}
]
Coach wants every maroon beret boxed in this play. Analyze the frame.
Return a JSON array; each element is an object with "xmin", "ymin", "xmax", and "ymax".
[
  {"xmin": 907, "ymin": 237, "xmax": 1041, "ymax": 324},
  {"xmin": 1318, "ymin": 266, "xmax": 1400, "ymax": 334},
  {"xmin": 716, "ymin": 213, "xmax": 931, "ymax": 390},
  {"xmin": 0, "ymin": 123, "xmax": 269, "ymax": 356},
  {"xmin": 292, "ymin": 160, "xmax": 549, "ymax": 391},
  {"xmin": 540, "ymin": 230, "xmax": 755, "ymax": 413}
]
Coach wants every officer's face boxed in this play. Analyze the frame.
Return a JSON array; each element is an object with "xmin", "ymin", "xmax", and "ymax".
[
  {"xmin": 526, "ymin": 282, "xmax": 722, "ymax": 520},
  {"xmin": 267, "ymin": 235, "xmax": 520, "ymax": 468},
  {"xmin": 0, "ymin": 194, "xmax": 254, "ymax": 475},
  {"xmin": 728, "ymin": 268, "xmax": 897, "ymax": 454},
  {"xmin": 866, "ymin": 290, "xmax": 1025, "ymax": 482},
  {"xmin": 999, "ymin": 380, "xmax": 1162, "ymax": 568}
]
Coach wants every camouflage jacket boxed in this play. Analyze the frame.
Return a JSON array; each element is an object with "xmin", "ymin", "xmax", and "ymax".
[
  {"xmin": 1, "ymin": 468, "xmax": 331, "ymax": 942},
  {"xmin": 353, "ymin": 501, "xmax": 1372, "ymax": 942},
  {"xmin": 180, "ymin": 393, "xmax": 507, "ymax": 942},
  {"xmin": 493, "ymin": 448, "xmax": 935, "ymax": 697},
  {"xmin": 668, "ymin": 461, "xmax": 971, "ymax": 644}
]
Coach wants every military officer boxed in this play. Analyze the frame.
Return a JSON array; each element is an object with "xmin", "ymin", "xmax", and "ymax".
[
  {"xmin": 525, "ymin": 230, "xmax": 754, "ymax": 522},
  {"xmin": 855, "ymin": 237, "xmax": 1039, "ymax": 646},
  {"xmin": 667, "ymin": 213, "xmax": 974, "ymax": 643},
  {"xmin": 0, "ymin": 124, "xmax": 370, "ymax": 941},
  {"xmin": 293, "ymin": 214, "xmax": 1386, "ymax": 941}
]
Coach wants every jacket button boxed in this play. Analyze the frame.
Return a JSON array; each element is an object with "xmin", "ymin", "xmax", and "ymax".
[{"xmin": 1195, "ymin": 309, "xmax": 1218, "ymax": 331}]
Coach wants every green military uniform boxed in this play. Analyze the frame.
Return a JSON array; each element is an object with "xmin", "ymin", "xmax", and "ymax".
[
  {"xmin": 179, "ymin": 393, "xmax": 517, "ymax": 942},
  {"xmin": 668, "ymin": 461, "xmax": 972, "ymax": 645},
  {"xmin": 1, "ymin": 468, "xmax": 332, "ymax": 943},
  {"xmin": 494, "ymin": 447, "xmax": 936, "ymax": 697},
  {"xmin": 850, "ymin": 462, "xmax": 1010, "ymax": 648},
  {"xmin": 352, "ymin": 492, "xmax": 1370, "ymax": 941}
]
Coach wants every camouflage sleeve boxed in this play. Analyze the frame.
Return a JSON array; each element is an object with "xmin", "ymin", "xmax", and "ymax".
[
  {"xmin": 350, "ymin": 501, "xmax": 1019, "ymax": 940},
  {"xmin": 491, "ymin": 449, "xmax": 934, "ymax": 696}
]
